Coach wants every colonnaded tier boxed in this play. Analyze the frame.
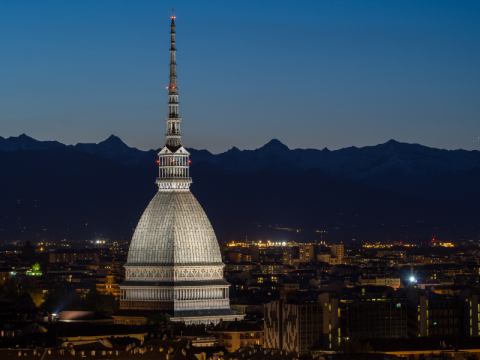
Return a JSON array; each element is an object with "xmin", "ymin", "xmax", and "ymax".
[{"xmin": 116, "ymin": 13, "xmax": 244, "ymax": 325}]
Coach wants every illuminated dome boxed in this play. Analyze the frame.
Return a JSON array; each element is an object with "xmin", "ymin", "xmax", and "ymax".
[
  {"xmin": 118, "ymin": 13, "xmax": 244, "ymax": 325},
  {"xmin": 125, "ymin": 191, "xmax": 223, "ymax": 266}
]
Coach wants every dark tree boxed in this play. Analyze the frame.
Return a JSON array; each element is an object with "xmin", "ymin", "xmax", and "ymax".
[
  {"xmin": 42, "ymin": 285, "xmax": 80, "ymax": 313},
  {"xmin": 339, "ymin": 339, "xmax": 373, "ymax": 353},
  {"xmin": 146, "ymin": 313, "xmax": 170, "ymax": 325}
]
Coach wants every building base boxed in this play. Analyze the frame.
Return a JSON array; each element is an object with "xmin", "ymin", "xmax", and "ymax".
[{"xmin": 113, "ymin": 308, "xmax": 244, "ymax": 326}]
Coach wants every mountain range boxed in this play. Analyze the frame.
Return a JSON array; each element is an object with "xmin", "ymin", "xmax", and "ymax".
[{"xmin": 1, "ymin": 134, "xmax": 479, "ymax": 242}]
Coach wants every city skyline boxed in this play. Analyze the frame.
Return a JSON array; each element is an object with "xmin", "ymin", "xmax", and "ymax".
[
  {"xmin": 1, "ymin": 3, "xmax": 480, "ymax": 357},
  {"xmin": 1, "ymin": 1, "xmax": 480, "ymax": 153}
]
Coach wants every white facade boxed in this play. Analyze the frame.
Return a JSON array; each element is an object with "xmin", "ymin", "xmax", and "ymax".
[{"xmin": 119, "ymin": 13, "xmax": 244, "ymax": 324}]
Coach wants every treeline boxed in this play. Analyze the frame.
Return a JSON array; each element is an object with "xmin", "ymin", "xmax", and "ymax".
[{"xmin": 0, "ymin": 278, "xmax": 118, "ymax": 313}]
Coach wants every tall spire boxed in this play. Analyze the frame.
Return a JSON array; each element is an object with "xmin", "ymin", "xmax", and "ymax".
[
  {"xmin": 169, "ymin": 9, "xmax": 177, "ymax": 97},
  {"xmin": 157, "ymin": 11, "xmax": 191, "ymax": 192},
  {"xmin": 165, "ymin": 9, "xmax": 181, "ymax": 150}
]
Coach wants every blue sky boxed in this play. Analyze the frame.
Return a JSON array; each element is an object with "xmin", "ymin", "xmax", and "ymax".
[{"xmin": 1, "ymin": 0, "xmax": 479, "ymax": 152}]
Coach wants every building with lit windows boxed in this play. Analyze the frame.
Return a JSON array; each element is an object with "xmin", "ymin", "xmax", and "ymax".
[
  {"xmin": 299, "ymin": 245, "xmax": 321, "ymax": 262},
  {"xmin": 96, "ymin": 271, "xmax": 122, "ymax": 300},
  {"xmin": 264, "ymin": 292, "xmax": 324, "ymax": 353},
  {"xmin": 282, "ymin": 247, "xmax": 299, "ymax": 265},
  {"xmin": 341, "ymin": 297, "xmax": 407, "ymax": 339},
  {"xmin": 360, "ymin": 275, "xmax": 401, "ymax": 290},
  {"xmin": 406, "ymin": 288, "xmax": 479, "ymax": 338},
  {"xmin": 330, "ymin": 244, "xmax": 344, "ymax": 263},
  {"xmin": 264, "ymin": 291, "xmax": 341, "ymax": 353},
  {"xmin": 210, "ymin": 321, "xmax": 263, "ymax": 352}
]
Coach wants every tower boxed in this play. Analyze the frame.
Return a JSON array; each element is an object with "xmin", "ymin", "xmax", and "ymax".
[{"xmin": 117, "ymin": 12, "xmax": 244, "ymax": 325}]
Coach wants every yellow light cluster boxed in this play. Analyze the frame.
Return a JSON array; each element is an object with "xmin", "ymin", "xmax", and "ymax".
[
  {"xmin": 436, "ymin": 242, "xmax": 454, "ymax": 247},
  {"xmin": 362, "ymin": 244, "xmax": 393, "ymax": 248},
  {"xmin": 227, "ymin": 240, "xmax": 290, "ymax": 247}
]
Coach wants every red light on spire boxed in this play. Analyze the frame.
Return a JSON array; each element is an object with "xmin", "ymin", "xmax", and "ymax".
[
  {"xmin": 156, "ymin": 160, "xmax": 159, "ymax": 164},
  {"xmin": 166, "ymin": 87, "xmax": 168, "ymax": 89}
]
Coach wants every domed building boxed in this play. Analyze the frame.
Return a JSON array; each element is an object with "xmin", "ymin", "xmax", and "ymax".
[{"xmin": 117, "ymin": 13, "xmax": 244, "ymax": 325}]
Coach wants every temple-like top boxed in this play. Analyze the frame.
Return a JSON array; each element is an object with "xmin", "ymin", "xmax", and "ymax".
[{"xmin": 156, "ymin": 11, "xmax": 192, "ymax": 192}]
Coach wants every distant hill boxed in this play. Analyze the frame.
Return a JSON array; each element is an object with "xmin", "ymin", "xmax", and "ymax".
[
  {"xmin": 0, "ymin": 134, "xmax": 65, "ymax": 152},
  {"xmin": 0, "ymin": 135, "xmax": 479, "ymax": 242},
  {"xmin": 68, "ymin": 135, "xmax": 158, "ymax": 167}
]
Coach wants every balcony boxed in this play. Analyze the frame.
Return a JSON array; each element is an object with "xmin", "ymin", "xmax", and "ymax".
[
  {"xmin": 156, "ymin": 177, "xmax": 192, "ymax": 182},
  {"xmin": 159, "ymin": 163, "xmax": 189, "ymax": 167}
]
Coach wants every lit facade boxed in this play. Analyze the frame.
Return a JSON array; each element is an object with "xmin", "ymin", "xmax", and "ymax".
[
  {"xmin": 330, "ymin": 244, "xmax": 344, "ymax": 262},
  {"xmin": 96, "ymin": 273, "xmax": 121, "ymax": 300},
  {"xmin": 118, "ymin": 13, "xmax": 244, "ymax": 325},
  {"xmin": 210, "ymin": 321, "xmax": 263, "ymax": 352},
  {"xmin": 264, "ymin": 293, "xmax": 324, "ymax": 353}
]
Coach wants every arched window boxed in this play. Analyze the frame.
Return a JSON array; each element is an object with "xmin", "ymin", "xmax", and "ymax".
[
  {"xmin": 195, "ymin": 272, "xmax": 202, "ymax": 277},
  {"xmin": 138, "ymin": 272, "xmax": 145, "ymax": 277},
  {"xmin": 164, "ymin": 272, "xmax": 170, "ymax": 278},
  {"xmin": 147, "ymin": 272, "xmax": 153, "ymax": 278},
  {"xmin": 213, "ymin": 272, "xmax": 219, "ymax": 277},
  {"xmin": 178, "ymin": 273, "xmax": 185, "ymax": 278},
  {"xmin": 187, "ymin": 272, "xmax": 194, "ymax": 277},
  {"xmin": 204, "ymin": 272, "xmax": 210, "ymax": 277},
  {"xmin": 155, "ymin": 272, "xmax": 161, "ymax": 278},
  {"xmin": 130, "ymin": 273, "xmax": 136, "ymax": 278}
]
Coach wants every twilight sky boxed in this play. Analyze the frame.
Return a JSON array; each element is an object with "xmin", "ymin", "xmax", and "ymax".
[{"xmin": 1, "ymin": 1, "xmax": 479, "ymax": 153}]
